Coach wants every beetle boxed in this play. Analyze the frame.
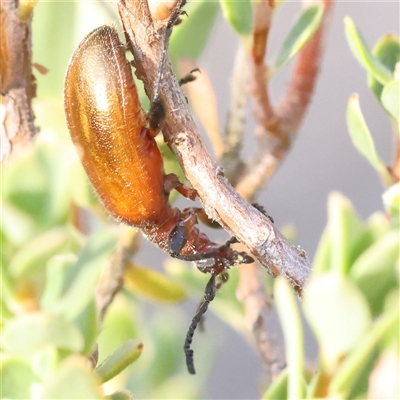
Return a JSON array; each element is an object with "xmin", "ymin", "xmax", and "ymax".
[{"xmin": 64, "ymin": 3, "xmax": 254, "ymax": 375}]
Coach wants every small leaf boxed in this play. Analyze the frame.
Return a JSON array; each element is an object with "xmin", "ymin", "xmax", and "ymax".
[
  {"xmin": 347, "ymin": 94, "xmax": 393, "ymax": 184},
  {"xmin": 312, "ymin": 226, "xmax": 331, "ymax": 274},
  {"xmin": 327, "ymin": 192, "xmax": 369, "ymax": 274},
  {"xmin": 96, "ymin": 339, "xmax": 143, "ymax": 383},
  {"xmin": 8, "ymin": 227, "xmax": 74, "ymax": 281},
  {"xmin": 382, "ymin": 182, "xmax": 400, "ymax": 217},
  {"xmin": 351, "ymin": 231, "xmax": 399, "ymax": 316},
  {"xmin": 274, "ymin": 5, "xmax": 323, "ymax": 69},
  {"xmin": 304, "ymin": 272, "xmax": 372, "ymax": 369},
  {"xmin": 381, "ymin": 79, "xmax": 400, "ymax": 126},
  {"xmin": 344, "ymin": 17, "xmax": 392, "ymax": 85},
  {"xmin": 97, "ymin": 297, "xmax": 138, "ymax": 365},
  {"xmin": 368, "ymin": 34, "xmax": 400, "ymax": 104},
  {"xmin": 73, "ymin": 299, "xmax": 99, "ymax": 356},
  {"xmin": 42, "ymin": 355, "xmax": 102, "ymax": 400},
  {"xmin": 41, "ymin": 254, "xmax": 77, "ymax": 311},
  {"xmin": 124, "ymin": 263, "xmax": 187, "ymax": 303},
  {"xmin": 0, "ymin": 357, "xmax": 38, "ymax": 399},
  {"xmin": 220, "ymin": 0, "xmax": 252, "ymax": 36},
  {"xmin": 56, "ymin": 228, "xmax": 119, "ymax": 320},
  {"xmin": 105, "ymin": 390, "xmax": 134, "ymax": 400},
  {"xmin": 274, "ymin": 278, "xmax": 305, "ymax": 399},
  {"xmin": 262, "ymin": 369, "xmax": 288, "ymax": 400},
  {"xmin": 169, "ymin": 1, "xmax": 219, "ymax": 65},
  {"xmin": 2, "ymin": 313, "xmax": 84, "ymax": 356},
  {"xmin": 329, "ymin": 308, "xmax": 399, "ymax": 398}
]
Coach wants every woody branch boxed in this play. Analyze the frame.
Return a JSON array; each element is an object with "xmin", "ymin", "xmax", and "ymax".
[{"xmin": 117, "ymin": 0, "xmax": 311, "ymax": 293}]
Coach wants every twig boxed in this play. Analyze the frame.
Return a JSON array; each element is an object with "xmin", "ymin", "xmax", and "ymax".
[
  {"xmin": 236, "ymin": 0, "xmax": 334, "ymax": 201},
  {"xmin": 235, "ymin": 0, "xmax": 333, "ymax": 379},
  {"xmin": 0, "ymin": 0, "xmax": 39, "ymax": 163},
  {"xmin": 117, "ymin": 0, "xmax": 311, "ymax": 293},
  {"xmin": 95, "ymin": 227, "xmax": 141, "ymax": 322},
  {"xmin": 236, "ymin": 261, "xmax": 286, "ymax": 381}
]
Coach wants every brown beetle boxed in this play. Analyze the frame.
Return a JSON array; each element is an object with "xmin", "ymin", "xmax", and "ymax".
[{"xmin": 64, "ymin": 4, "xmax": 254, "ymax": 374}]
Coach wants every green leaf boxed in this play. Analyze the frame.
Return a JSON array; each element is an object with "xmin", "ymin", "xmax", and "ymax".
[
  {"xmin": 56, "ymin": 228, "xmax": 119, "ymax": 320},
  {"xmin": 169, "ymin": 1, "xmax": 219, "ymax": 65},
  {"xmin": 42, "ymin": 355, "xmax": 102, "ymax": 400},
  {"xmin": 73, "ymin": 299, "xmax": 99, "ymax": 356},
  {"xmin": 1, "ymin": 200, "xmax": 37, "ymax": 246},
  {"xmin": 351, "ymin": 231, "xmax": 399, "ymax": 316},
  {"xmin": 105, "ymin": 390, "xmax": 134, "ymax": 400},
  {"xmin": 97, "ymin": 297, "xmax": 138, "ymax": 365},
  {"xmin": 329, "ymin": 308, "xmax": 399, "ymax": 398},
  {"xmin": 344, "ymin": 17, "xmax": 392, "ymax": 85},
  {"xmin": 382, "ymin": 182, "xmax": 400, "ymax": 217},
  {"xmin": 304, "ymin": 272, "xmax": 371, "ymax": 369},
  {"xmin": 31, "ymin": 345, "xmax": 60, "ymax": 382},
  {"xmin": 274, "ymin": 278, "xmax": 305, "ymax": 399},
  {"xmin": 367, "ymin": 34, "xmax": 400, "ymax": 104},
  {"xmin": 96, "ymin": 339, "xmax": 143, "ymax": 383},
  {"xmin": 262, "ymin": 369, "xmax": 288, "ymax": 400},
  {"xmin": 367, "ymin": 211, "xmax": 392, "ymax": 241},
  {"xmin": 220, "ymin": 0, "xmax": 252, "ymax": 36},
  {"xmin": 41, "ymin": 254, "xmax": 77, "ymax": 311},
  {"xmin": 327, "ymin": 192, "xmax": 369, "ymax": 274},
  {"xmin": 2, "ymin": 313, "xmax": 84, "ymax": 356},
  {"xmin": 274, "ymin": 5, "xmax": 323, "ymax": 69},
  {"xmin": 0, "ymin": 357, "xmax": 38, "ymax": 399},
  {"xmin": 346, "ymin": 94, "xmax": 393, "ymax": 184},
  {"xmin": 381, "ymin": 79, "xmax": 400, "ymax": 127},
  {"xmin": 124, "ymin": 263, "xmax": 187, "ymax": 303},
  {"xmin": 312, "ymin": 226, "xmax": 331, "ymax": 274},
  {"xmin": 8, "ymin": 227, "xmax": 77, "ymax": 281}
]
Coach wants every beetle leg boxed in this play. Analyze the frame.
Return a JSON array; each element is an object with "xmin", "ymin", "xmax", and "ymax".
[
  {"xmin": 169, "ymin": 209, "xmax": 198, "ymax": 257},
  {"xmin": 178, "ymin": 68, "xmax": 200, "ymax": 86},
  {"xmin": 252, "ymin": 202, "xmax": 274, "ymax": 223},
  {"xmin": 164, "ymin": 173, "xmax": 197, "ymax": 200}
]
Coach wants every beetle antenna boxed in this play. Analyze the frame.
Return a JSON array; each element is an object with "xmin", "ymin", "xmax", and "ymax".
[
  {"xmin": 152, "ymin": 0, "xmax": 186, "ymax": 104},
  {"xmin": 184, "ymin": 275, "xmax": 217, "ymax": 374}
]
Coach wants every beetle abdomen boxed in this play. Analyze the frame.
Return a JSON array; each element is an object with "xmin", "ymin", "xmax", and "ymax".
[{"xmin": 64, "ymin": 26, "xmax": 169, "ymax": 226}]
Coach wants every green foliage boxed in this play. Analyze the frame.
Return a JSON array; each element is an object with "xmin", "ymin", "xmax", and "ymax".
[
  {"xmin": 263, "ymin": 22, "xmax": 399, "ymax": 398},
  {"xmin": 219, "ymin": 0, "xmax": 253, "ymax": 36},
  {"xmin": 2, "ymin": 2, "xmax": 399, "ymax": 399},
  {"xmin": 273, "ymin": 5, "xmax": 323, "ymax": 70}
]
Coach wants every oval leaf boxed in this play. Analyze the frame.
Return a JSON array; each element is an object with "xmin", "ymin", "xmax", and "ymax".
[
  {"xmin": 0, "ymin": 357, "xmax": 38, "ymax": 399},
  {"xmin": 220, "ymin": 0, "xmax": 252, "ymax": 36},
  {"xmin": 274, "ymin": 278, "xmax": 305, "ymax": 399},
  {"xmin": 351, "ymin": 231, "xmax": 399, "ymax": 316},
  {"xmin": 381, "ymin": 79, "xmax": 400, "ymax": 127},
  {"xmin": 42, "ymin": 355, "xmax": 102, "ymax": 400},
  {"xmin": 274, "ymin": 5, "xmax": 323, "ymax": 69},
  {"xmin": 124, "ymin": 263, "xmax": 186, "ymax": 303},
  {"xmin": 347, "ymin": 94, "xmax": 393, "ymax": 184},
  {"xmin": 329, "ymin": 309, "xmax": 399, "ymax": 397},
  {"xmin": 344, "ymin": 17, "xmax": 392, "ymax": 85},
  {"xmin": 8, "ymin": 227, "xmax": 73, "ymax": 280},
  {"xmin": 327, "ymin": 192, "xmax": 368, "ymax": 275},
  {"xmin": 304, "ymin": 272, "xmax": 372, "ymax": 369},
  {"xmin": 367, "ymin": 34, "xmax": 400, "ymax": 105},
  {"xmin": 2, "ymin": 313, "xmax": 84, "ymax": 356},
  {"xmin": 169, "ymin": 1, "xmax": 219, "ymax": 64},
  {"xmin": 382, "ymin": 182, "xmax": 400, "ymax": 217},
  {"xmin": 96, "ymin": 339, "xmax": 143, "ymax": 383}
]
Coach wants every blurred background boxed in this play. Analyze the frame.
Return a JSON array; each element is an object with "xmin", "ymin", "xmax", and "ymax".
[{"xmin": 18, "ymin": 0, "xmax": 399, "ymax": 398}]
